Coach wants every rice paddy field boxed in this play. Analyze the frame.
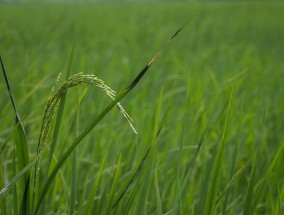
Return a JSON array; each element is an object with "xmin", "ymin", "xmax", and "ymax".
[{"xmin": 0, "ymin": 1, "xmax": 284, "ymax": 214}]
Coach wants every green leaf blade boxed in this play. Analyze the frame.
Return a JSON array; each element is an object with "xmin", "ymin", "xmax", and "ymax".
[{"xmin": 204, "ymin": 82, "xmax": 235, "ymax": 215}]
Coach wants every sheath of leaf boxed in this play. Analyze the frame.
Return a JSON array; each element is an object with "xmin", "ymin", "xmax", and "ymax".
[{"xmin": 35, "ymin": 72, "xmax": 136, "ymax": 172}]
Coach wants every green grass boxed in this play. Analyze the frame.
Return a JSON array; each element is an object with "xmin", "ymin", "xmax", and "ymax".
[{"xmin": 1, "ymin": 1, "xmax": 284, "ymax": 214}]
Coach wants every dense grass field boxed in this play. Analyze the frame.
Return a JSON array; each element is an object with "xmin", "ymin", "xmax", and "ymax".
[{"xmin": 1, "ymin": 2, "xmax": 284, "ymax": 214}]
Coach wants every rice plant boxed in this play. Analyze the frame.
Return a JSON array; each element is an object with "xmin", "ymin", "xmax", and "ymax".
[
  {"xmin": 1, "ymin": 2, "xmax": 284, "ymax": 214},
  {"xmin": 0, "ymin": 17, "xmax": 193, "ymax": 214}
]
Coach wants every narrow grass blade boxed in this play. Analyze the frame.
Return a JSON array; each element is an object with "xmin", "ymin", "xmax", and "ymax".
[
  {"xmin": 19, "ymin": 175, "xmax": 31, "ymax": 214},
  {"xmin": 113, "ymin": 103, "xmax": 170, "ymax": 209},
  {"xmin": 95, "ymin": 182, "xmax": 108, "ymax": 214},
  {"xmin": 0, "ymin": 162, "xmax": 6, "ymax": 214},
  {"xmin": 243, "ymin": 111, "xmax": 266, "ymax": 215},
  {"xmin": 14, "ymin": 122, "xmax": 29, "ymax": 170},
  {"xmin": 122, "ymin": 182, "xmax": 140, "ymax": 214},
  {"xmin": 96, "ymin": 158, "xmax": 120, "ymax": 214},
  {"xmin": 69, "ymin": 150, "xmax": 77, "ymax": 215},
  {"xmin": 76, "ymin": 176, "xmax": 88, "ymax": 213},
  {"xmin": 0, "ymin": 140, "xmax": 7, "ymax": 156},
  {"xmin": 217, "ymin": 158, "xmax": 251, "ymax": 203},
  {"xmin": 221, "ymin": 100, "xmax": 243, "ymax": 214},
  {"xmin": 112, "ymin": 146, "xmax": 150, "ymax": 209},
  {"xmin": 274, "ymin": 183, "xmax": 284, "ymax": 215},
  {"xmin": 13, "ymin": 149, "xmax": 18, "ymax": 215},
  {"xmin": 157, "ymin": 105, "xmax": 170, "ymax": 137},
  {"xmin": 127, "ymin": 15, "xmax": 196, "ymax": 91},
  {"xmin": 0, "ymin": 157, "xmax": 38, "ymax": 199},
  {"xmin": 182, "ymin": 100, "xmax": 228, "ymax": 193},
  {"xmin": 154, "ymin": 170, "xmax": 163, "ymax": 215},
  {"xmin": 19, "ymin": 75, "xmax": 50, "ymax": 106},
  {"xmin": 176, "ymin": 93, "xmax": 189, "ymax": 215},
  {"xmin": 1, "ymin": 55, "xmax": 30, "ymax": 215},
  {"xmin": 0, "ymin": 56, "xmax": 20, "ymax": 121},
  {"xmin": 137, "ymin": 90, "xmax": 163, "ymax": 215},
  {"xmin": 242, "ymin": 144, "xmax": 260, "ymax": 215},
  {"xmin": 0, "ymin": 56, "xmax": 29, "ymax": 168},
  {"xmin": 81, "ymin": 156, "xmax": 106, "ymax": 215},
  {"xmin": 104, "ymin": 156, "xmax": 122, "ymax": 215},
  {"xmin": 204, "ymin": 82, "xmax": 235, "ymax": 215},
  {"xmin": 252, "ymin": 140, "xmax": 284, "ymax": 212},
  {"xmin": 32, "ymin": 19, "xmax": 193, "ymax": 215}
]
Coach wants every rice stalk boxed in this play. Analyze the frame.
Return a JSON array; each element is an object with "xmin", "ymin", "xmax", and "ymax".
[
  {"xmin": 36, "ymin": 72, "xmax": 136, "ymax": 167},
  {"xmin": 32, "ymin": 72, "xmax": 137, "ymax": 205}
]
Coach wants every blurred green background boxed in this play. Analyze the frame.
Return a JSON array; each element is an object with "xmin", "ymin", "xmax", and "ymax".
[{"xmin": 1, "ymin": 1, "xmax": 284, "ymax": 214}]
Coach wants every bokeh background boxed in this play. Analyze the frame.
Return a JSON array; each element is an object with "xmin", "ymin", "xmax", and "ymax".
[{"xmin": 1, "ymin": 0, "xmax": 284, "ymax": 214}]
